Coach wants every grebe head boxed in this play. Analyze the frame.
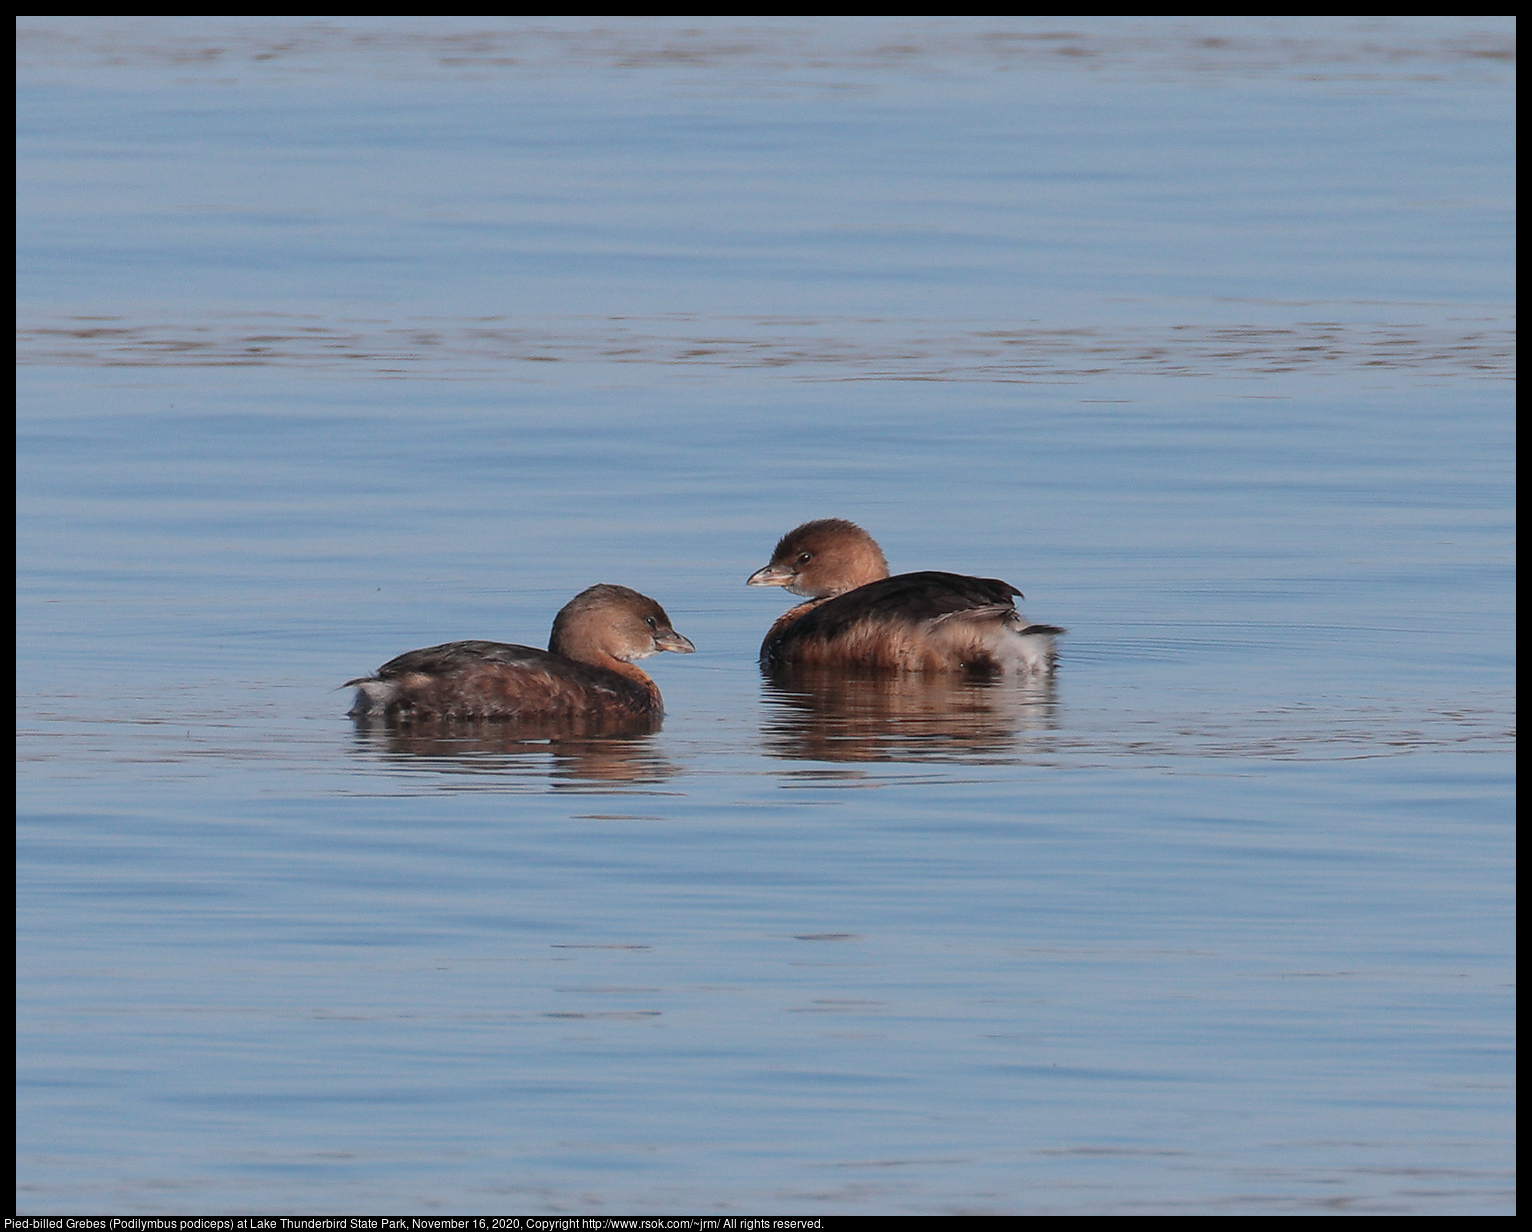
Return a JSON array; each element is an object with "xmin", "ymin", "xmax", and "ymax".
[
  {"xmin": 746, "ymin": 518, "xmax": 891, "ymax": 599},
  {"xmin": 747, "ymin": 517, "xmax": 894, "ymax": 600},
  {"xmin": 549, "ymin": 584, "xmax": 695, "ymax": 664}
]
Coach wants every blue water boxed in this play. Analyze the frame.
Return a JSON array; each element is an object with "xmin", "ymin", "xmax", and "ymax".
[{"xmin": 17, "ymin": 17, "xmax": 1514, "ymax": 1215}]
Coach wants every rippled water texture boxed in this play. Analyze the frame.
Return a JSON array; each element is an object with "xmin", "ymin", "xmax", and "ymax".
[{"xmin": 16, "ymin": 16, "xmax": 1515, "ymax": 1216}]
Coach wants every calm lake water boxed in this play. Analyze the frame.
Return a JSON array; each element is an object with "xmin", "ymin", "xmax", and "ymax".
[{"xmin": 16, "ymin": 17, "xmax": 1515, "ymax": 1216}]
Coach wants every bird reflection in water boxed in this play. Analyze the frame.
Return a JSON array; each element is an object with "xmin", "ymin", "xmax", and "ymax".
[
  {"xmin": 759, "ymin": 664, "xmax": 1060, "ymax": 764},
  {"xmin": 349, "ymin": 715, "xmax": 677, "ymax": 786}
]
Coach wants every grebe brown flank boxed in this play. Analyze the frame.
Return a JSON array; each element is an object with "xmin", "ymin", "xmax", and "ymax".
[
  {"xmin": 747, "ymin": 519, "xmax": 1064, "ymax": 674},
  {"xmin": 346, "ymin": 584, "xmax": 694, "ymax": 723}
]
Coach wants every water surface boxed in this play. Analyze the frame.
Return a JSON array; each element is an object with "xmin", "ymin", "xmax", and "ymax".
[{"xmin": 16, "ymin": 16, "xmax": 1515, "ymax": 1216}]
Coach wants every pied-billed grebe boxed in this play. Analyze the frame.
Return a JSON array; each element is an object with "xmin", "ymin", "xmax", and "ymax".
[
  {"xmin": 346, "ymin": 584, "xmax": 694, "ymax": 724},
  {"xmin": 747, "ymin": 519, "xmax": 1064, "ymax": 674}
]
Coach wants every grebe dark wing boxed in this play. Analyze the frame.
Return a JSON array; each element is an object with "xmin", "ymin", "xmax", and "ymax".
[
  {"xmin": 785, "ymin": 571, "xmax": 1022, "ymax": 639},
  {"xmin": 369, "ymin": 640, "xmax": 550, "ymax": 680}
]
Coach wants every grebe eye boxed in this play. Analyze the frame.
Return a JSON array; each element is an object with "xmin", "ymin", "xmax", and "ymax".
[
  {"xmin": 797, "ymin": 552, "xmax": 812, "ymax": 564},
  {"xmin": 645, "ymin": 616, "xmax": 657, "ymax": 629}
]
